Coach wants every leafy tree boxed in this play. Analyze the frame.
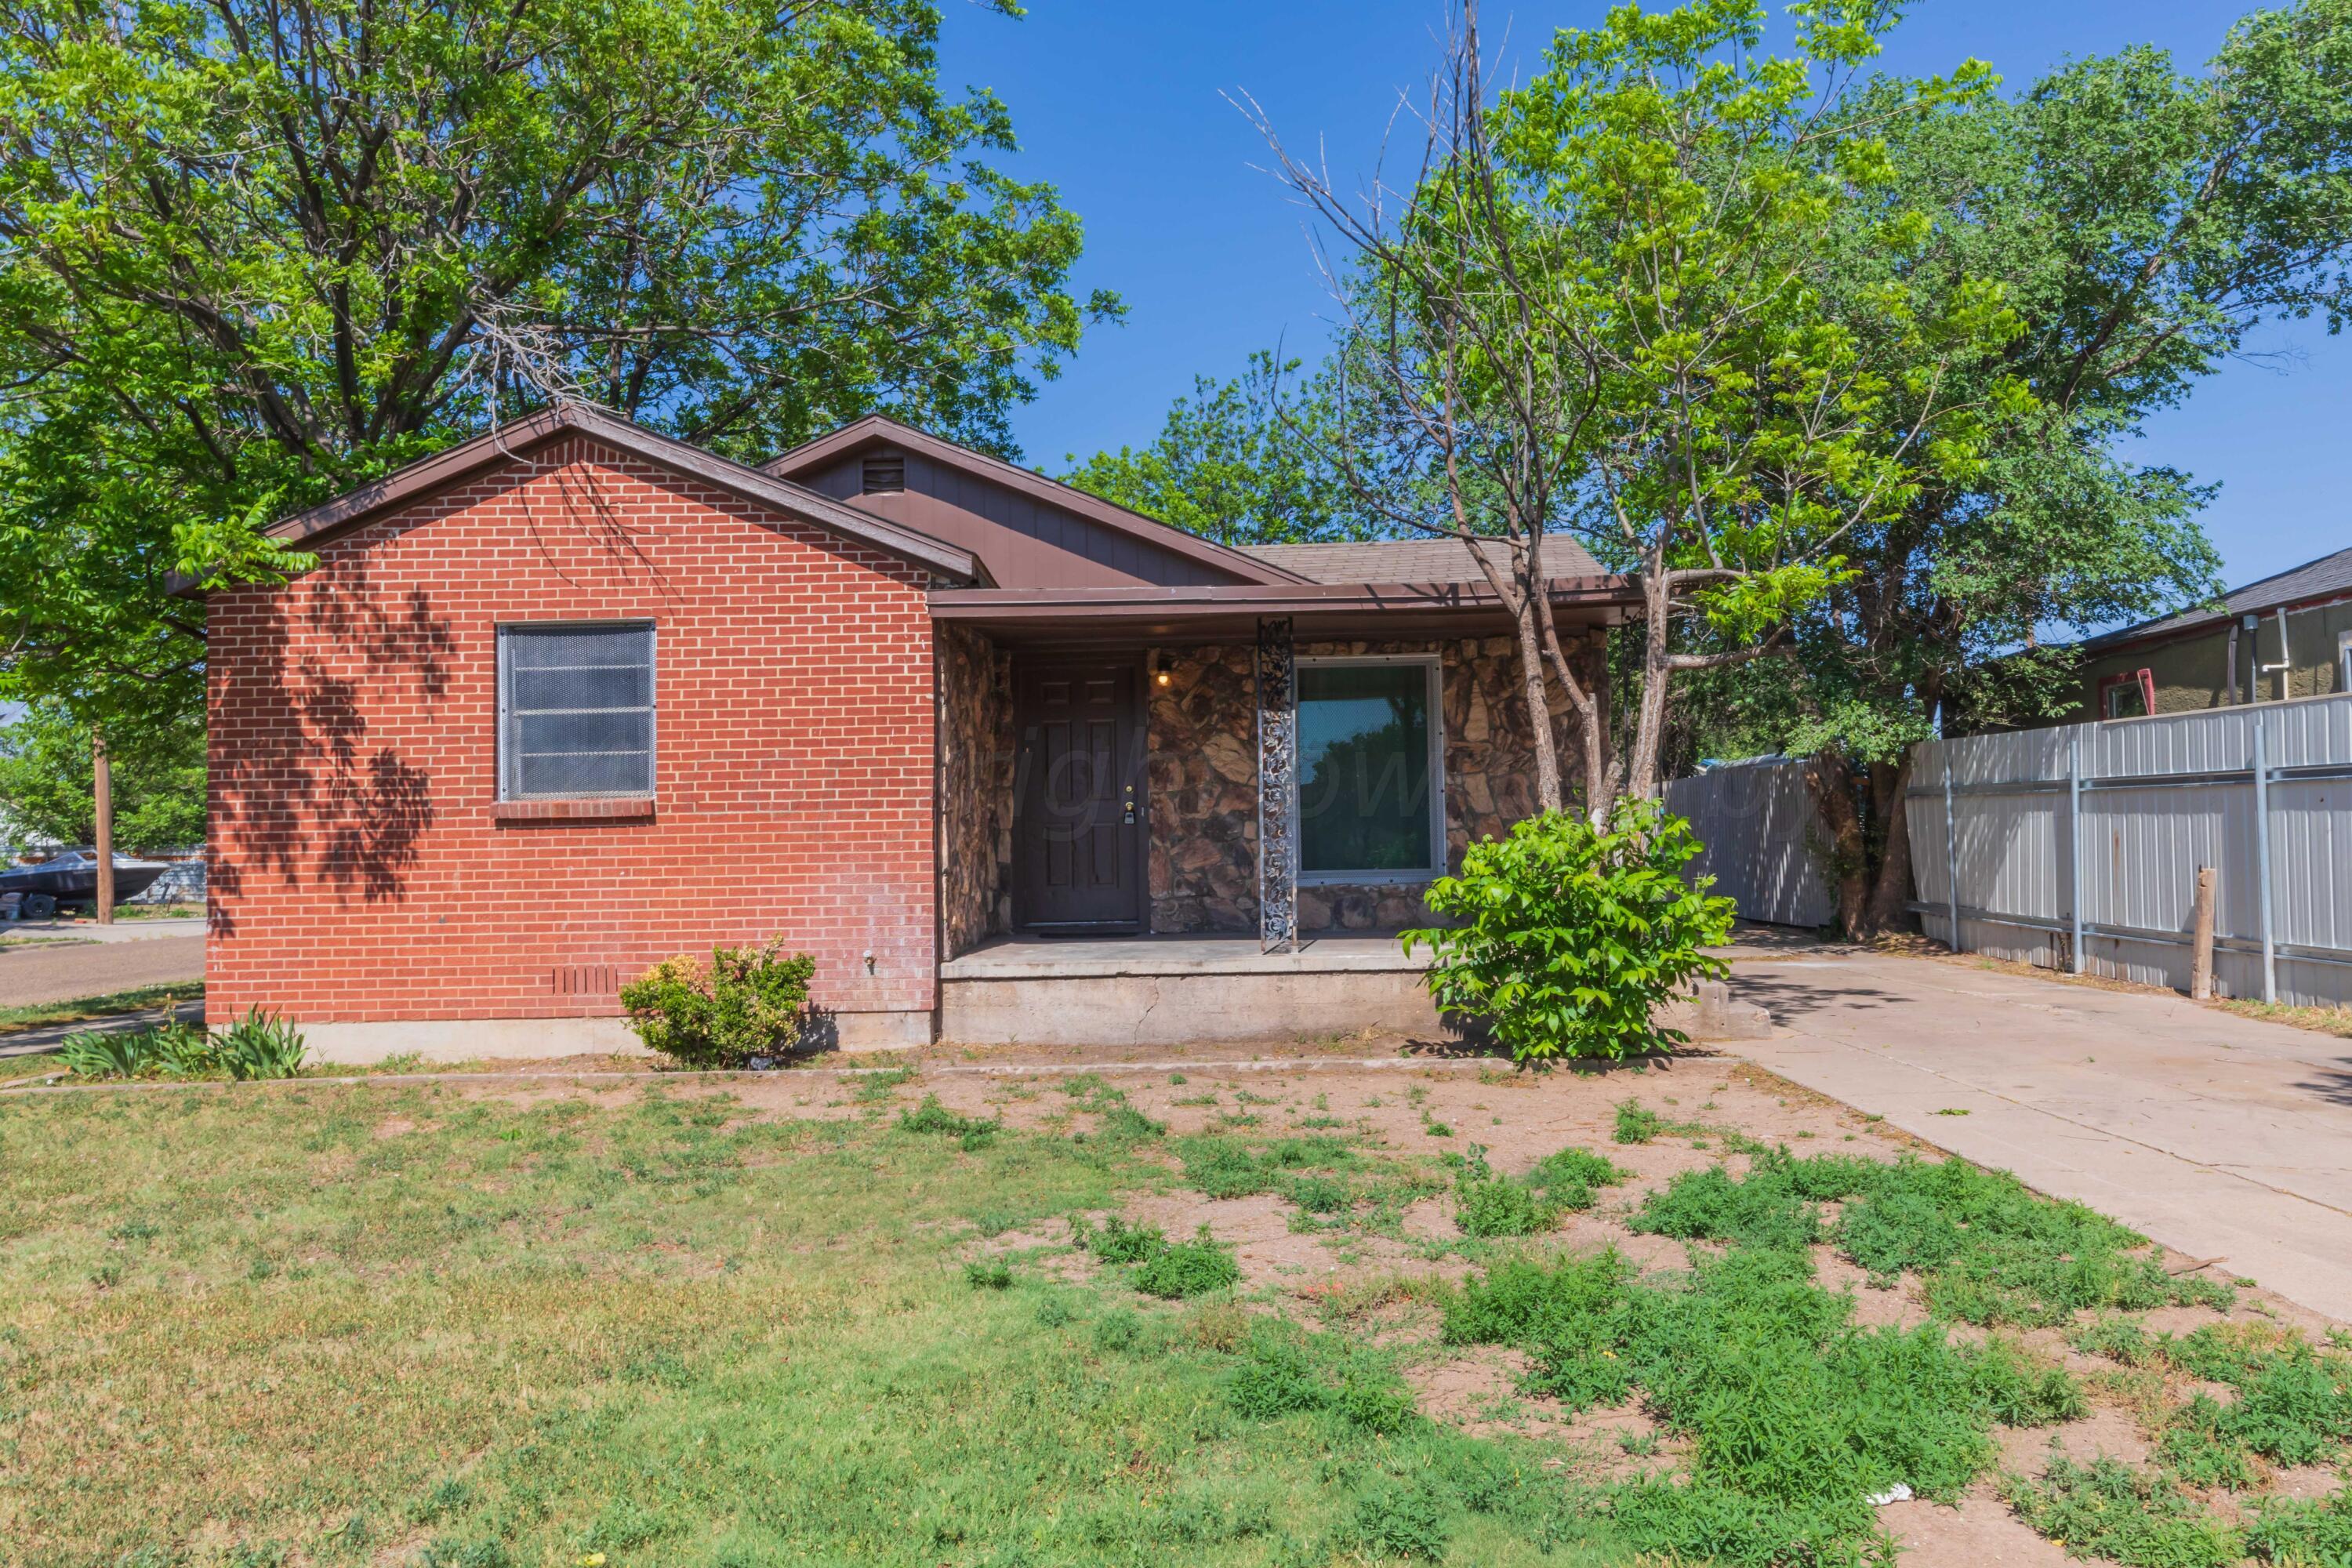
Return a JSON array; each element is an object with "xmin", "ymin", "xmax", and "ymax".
[
  {"xmin": 1247, "ymin": 0, "xmax": 2024, "ymax": 813},
  {"xmin": 1696, "ymin": 0, "xmax": 2352, "ymax": 935},
  {"xmin": 0, "ymin": 0, "xmax": 1117, "ymax": 724},
  {"xmin": 0, "ymin": 704, "xmax": 205, "ymax": 852},
  {"xmin": 1062, "ymin": 350, "xmax": 1374, "ymax": 545}
]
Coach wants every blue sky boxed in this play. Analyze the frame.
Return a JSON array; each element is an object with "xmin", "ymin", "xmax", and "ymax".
[{"xmin": 938, "ymin": 0, "xmax": 2346, "ymax": 604}]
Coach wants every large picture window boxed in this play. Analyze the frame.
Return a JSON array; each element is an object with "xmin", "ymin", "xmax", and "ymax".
[
  {"xmin": 1296, "ymin": 657, "xmax": 1444, "ymax": 883},
  {"xmin": 498, "ymin": 623, "xmax": 656, "ymax": 800}
]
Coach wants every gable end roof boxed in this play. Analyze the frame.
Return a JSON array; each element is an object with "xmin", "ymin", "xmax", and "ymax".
[
  {"xmin": 256, "ymin": 404, "xmax": 979, "ymax": 583},
  {"xmin": 760, "ymin": 414, "xmax": 1310, "ymax": 587}
]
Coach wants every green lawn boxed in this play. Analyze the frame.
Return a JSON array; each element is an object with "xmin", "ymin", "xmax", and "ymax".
[
  {"xmin": 0, "ymin": 1079, "xmax": 1634, "ymax": 1568},
  {"xmin": 0, "ymin": 1070, "xmax": 2343, "ymax": 1568}
]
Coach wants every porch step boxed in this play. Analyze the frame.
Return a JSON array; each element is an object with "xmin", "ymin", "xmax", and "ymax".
[{"xmin": 938, "ymin": 934, "xmax": 1448, "ymax": 1047}]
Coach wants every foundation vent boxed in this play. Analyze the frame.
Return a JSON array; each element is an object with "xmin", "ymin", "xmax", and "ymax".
[{"xmin": 551, "ymin": 965, "xmax": 620, "ymax": 997}]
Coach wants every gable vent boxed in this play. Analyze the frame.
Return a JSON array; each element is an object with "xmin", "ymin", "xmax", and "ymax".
[{"xmin": 861, "ymin": 452, "xmax": 906, "ymax": 494}]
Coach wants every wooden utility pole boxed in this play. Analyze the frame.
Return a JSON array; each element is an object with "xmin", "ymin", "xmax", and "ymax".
[
  {"xmin": 2190, "ymin": 864, "xmax": 2217, "ymax": 1001},
  {"xmin": 92, "ymin": 727, "xmax": 114, "ymax": 926}
]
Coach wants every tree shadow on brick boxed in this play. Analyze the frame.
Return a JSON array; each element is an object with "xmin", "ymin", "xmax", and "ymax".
[{"xmin": 210, "ymin": 568, "xmax": 453, "ymax": 935}]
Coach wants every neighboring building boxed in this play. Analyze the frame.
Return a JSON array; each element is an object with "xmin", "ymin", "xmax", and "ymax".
[
  {"xmin": 2062, "ymin": 546, "xmax": 2352, "ymax": 721},
  {"xmin": 198, "ymin": 405, "xmax": 1635, "ymax": 1056}
]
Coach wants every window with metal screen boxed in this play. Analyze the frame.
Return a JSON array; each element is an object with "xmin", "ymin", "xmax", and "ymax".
[
  {"xmin": 861, "ymin": 453, "xmax": 906, "ymax": 493},
  {"xmin": 499, "ymin": 623, "xmax": 655, "ymax": 800}
]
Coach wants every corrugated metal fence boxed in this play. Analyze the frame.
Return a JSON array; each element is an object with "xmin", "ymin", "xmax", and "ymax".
[
  {"xmin": 1664, "ymin": 757, "xmax": 1838, "ymax": 928},
  {"xmin": 1906, "ymin": 693, "xmax": 2352, "ymax": 1007}
]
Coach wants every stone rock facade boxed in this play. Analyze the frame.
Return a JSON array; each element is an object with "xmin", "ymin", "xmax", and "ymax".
[
  {"xmin": 936, "ymin": 627, "xmax": 1605, "ymax": 941},
  {"xmin": 1145, "ymin": 633, "xmax": 1605, "ymax": 935},
  {"xmin": 935, "ymin": 623, "xmax": 1014, "ymax": 956}
]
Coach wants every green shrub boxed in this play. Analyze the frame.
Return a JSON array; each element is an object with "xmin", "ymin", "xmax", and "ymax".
[
  {"xmin": 1278, "ymin": 1173, "xmax": 1352, "ymax": 1214},
  {"xmin": 212, "ymin": 1008, "xmax": 307, "ymax": 1080},
  {"xmin": 57, "ymin": 1026, "xmax": 147, "ymax": 1079},
  {"xmin": 1454, "ymin": 1174, "xmax": 1555, "ymax": 1238},
  {"xmin": 2248, "ymin": 1489, "xmax": 2352, "ymax": 1566},
  {"xmin": 1450, "ymin": 1143, "xmax": 1563, "ymax": 1238},
  {"xmin": 2005, "ymin": 1457, "xmax": 2242, "ymax": 1568},
  {"xmin": 896, "ymin": 1095, "xmax": 1000, "ymax": 1149},
  {"xmin": 2215, "ymin": 1352, "xmax": 2352, "ymax": 1464},
  {"xmin": 58, "ymin": 1013, "xmax": 304, "ymax": 1081},
  {"xmin": 1071, "ymin": 1214, "xmax": 1240, "ymax": 1298},
  {"xmin": 1231, "ymin": 1330, "xmax": 1415, "ymax": 1434},
  {"xmin": 963, "ymin": 1258, "xmax": 1013, "ymax": 1291},
  {"xmin": 1133, "ymin": 1227, "xmax": 1240, "ymax": 1298},
  {"xmin": 1350, "ymin": 1481, "xmax": 1453, "ymax": 1561},
  {"xmin": 1632, "ymin": 1164, "xmax": 1821, "ymax": 1252},
  {"xmin": 1071, "ymin": 1214, "xmax": 1165, "ymax": 1264},
  {"xmin": 2156, "ymin": 1406, "xmax": 2262, "ymax": 1491},
  {"xmin": 1528, "ymin": 1146, "xmax": 1630, "ymax": 1192},
  {"xmin": 1402, "ymin": 800, "xmax": 1735, "ymax": 1061},
  {"xmin": 1960, "ymin": 1339, "xmax": 2088, "ymax": 1426},
  {"xmin": 1613, "ymin": 1100, "xmax": 1665, "ymax": 1144},
  {"xmin": 618, "ymin": 940, "xmax": 815, "ymax": 1068},
  {"xmin": 1610, "ymin": 1473, "xmax": 1871, "ymax": 1568},
  {"xmin": 1175, "ymin": 1134, "xmax": 1359, "ymax": 1200}
]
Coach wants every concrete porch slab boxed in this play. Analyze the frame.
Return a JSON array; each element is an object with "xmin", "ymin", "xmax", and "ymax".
[
  {"xmin": 939, "ymin": 932, "xmax": 1444, "ymax": 1047},
  {"xmin": 940, "ymin": 932, "xmax": 1425, "ymax": 979}
]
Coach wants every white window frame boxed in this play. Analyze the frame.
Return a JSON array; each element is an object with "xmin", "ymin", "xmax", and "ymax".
[
  {"xmin": 2339, "ymin": 630, "xmax": 2350, "ymax": 694},
  {"xmin": 1294, "ymin": 653, "xmax": 1447, "ymax": 887},
  {"xmin": 495, "ymin": 620, "xmax": 659, "ymax": 801}
]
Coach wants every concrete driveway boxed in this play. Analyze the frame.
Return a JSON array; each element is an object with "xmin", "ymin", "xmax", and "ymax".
[{"xmin": 1723, "ymin": 944, "xmax": 2352, "ymax": 1320}]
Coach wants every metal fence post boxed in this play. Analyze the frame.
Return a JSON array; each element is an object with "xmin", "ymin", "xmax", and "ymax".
[
  {"xmin": 2255, "ymin": 719, "xmax": 2276, "ymax": 1004},
  {"xmin": 2068, "ymin": 732, "xmax": 2085, "ymax": 975},
  {"xmin": 1944, "ymin": 750, "xmax": 1962, "ymax": 954}
]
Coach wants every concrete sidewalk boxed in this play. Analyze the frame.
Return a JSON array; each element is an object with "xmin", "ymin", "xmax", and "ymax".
[{"xmin": 1724, "ymin": 949, "xmax": 2352, "ymax": 1320}]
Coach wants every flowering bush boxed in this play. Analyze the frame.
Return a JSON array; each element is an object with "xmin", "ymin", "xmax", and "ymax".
[
  {"xmin": 619, "ymin": 939, "xmax": 815, "ymax": 1068},
  {"xmin": 1403, "ymin": 799, "xmax": 1734, "ymax": 1061}
]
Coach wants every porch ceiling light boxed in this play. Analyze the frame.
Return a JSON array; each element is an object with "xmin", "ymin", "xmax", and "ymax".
[{"xmin": 1154, "ymin": 655, "xmax": 1173, "ymax": 687}]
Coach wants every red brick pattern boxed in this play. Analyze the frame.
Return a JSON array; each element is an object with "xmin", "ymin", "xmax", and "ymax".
[{"xmin": 206, "ymin": 436, "xmax": 938, "ymax": 1025}]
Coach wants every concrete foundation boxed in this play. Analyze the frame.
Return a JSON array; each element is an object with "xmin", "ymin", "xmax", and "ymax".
[{"xmin": 294, "ymin": 1009, "xmax": 931, "ymax": 1064}]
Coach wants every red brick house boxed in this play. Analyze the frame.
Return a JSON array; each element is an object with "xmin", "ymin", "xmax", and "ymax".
[{"xmin": 203, "ymin": 405, "xmax": 1635, "ymax": 1057}]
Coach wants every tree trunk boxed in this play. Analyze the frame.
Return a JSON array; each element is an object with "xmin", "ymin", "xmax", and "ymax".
[
  {"xmin": 1805, "ymin": 752, "xmax": 1870, "ymax": 936},
  {"xmin": 1862, "ymin": 752, "xmax": 1917, "ymax": 935},
  {"xmin": 1625, "ymin": 562, "xmax": 1673, "ymax": 800},
  {"xmin": 93, "ymin": 727, "xmax": 114, "ymax": 926},
  {"xmin": 1513, "ymin": 606, "xmax": 1565, "ymax": 814}
]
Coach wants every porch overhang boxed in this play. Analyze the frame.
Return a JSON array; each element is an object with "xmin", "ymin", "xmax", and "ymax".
[{"xmin": 928, "ymin": 575, "xmax": 1639, "ymax": 646}]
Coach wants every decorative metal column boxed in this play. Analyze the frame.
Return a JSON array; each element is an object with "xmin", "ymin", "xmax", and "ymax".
[{"xmin": 1256, "ymin": 615, "xmax": 1299, "ymax": 953}]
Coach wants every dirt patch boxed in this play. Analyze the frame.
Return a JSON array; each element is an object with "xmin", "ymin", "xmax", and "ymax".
[
  {"xmin": 1879, "ymin": 1491, "xmax": 2076, "ymax": 1568},
  {"xmin": 1997, "ymin": 1406, "xmax": 2154, "ymax": 1477}
]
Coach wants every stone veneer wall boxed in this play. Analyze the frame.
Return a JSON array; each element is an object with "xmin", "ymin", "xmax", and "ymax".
[
  {"xmin": 1145, "ymin": 632, "xmax": 1605, "ymax": 935},
  {"xmin": 936, "ymin": 623, "xmax": 1014, "ymax": 956}
]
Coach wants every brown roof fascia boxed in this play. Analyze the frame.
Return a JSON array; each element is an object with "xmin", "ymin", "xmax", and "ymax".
[
  {"xmin": 760, "ymin": 413, "xmax": 1313, "ymax": 588},
  {"xmin": 928, "ymin": 575, "xmax": 1639, "ymax": 622},
  {"xmin": 2083, "ymin": 586, "xmax": 2352, "ymax": 660},
  {"xmin": 216, "ymin": 404, "xmax": 978, "ymax": 588}
]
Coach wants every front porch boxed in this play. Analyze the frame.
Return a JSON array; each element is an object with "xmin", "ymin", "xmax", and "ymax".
[{"xmin": 938, "ymin": 931, "xmax": 1452, "ymax": 1047}]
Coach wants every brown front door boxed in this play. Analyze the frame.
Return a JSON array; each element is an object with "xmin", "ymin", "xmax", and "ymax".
[{"xmin": 1014, "ymin": 659, "xmax": 1146, "ymax": 931}]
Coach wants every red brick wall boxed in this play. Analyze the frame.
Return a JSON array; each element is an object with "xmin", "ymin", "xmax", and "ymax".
[{"xmin": 206, "ymin": 435, "xmax": 938, "ymax": 1026}]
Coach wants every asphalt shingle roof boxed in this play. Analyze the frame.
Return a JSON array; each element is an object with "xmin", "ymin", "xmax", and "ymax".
[
  {"xmin": 2083, "ymin": 544, "xmax": 2352, "ymax": 650},
  {"xmin": 1240, "ymin": 534, "xmax": 1605, "ymax": 586}
]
